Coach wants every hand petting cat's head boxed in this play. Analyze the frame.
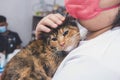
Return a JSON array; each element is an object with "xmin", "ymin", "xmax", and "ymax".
[{"xmin": 40, "ymin": 16, "xmax": 80, "ymax": 53}]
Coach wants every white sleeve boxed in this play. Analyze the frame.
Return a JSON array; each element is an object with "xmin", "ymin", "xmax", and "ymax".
[{"xmin": 52, "ymin": 56, "xmax": 120, "ymax": 80}]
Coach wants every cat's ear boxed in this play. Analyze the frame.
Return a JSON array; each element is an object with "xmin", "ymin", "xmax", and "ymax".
[
  {"xmin": 59, "ymin": 14, "xmax": 77, "ymax": 28},
  {"xmin": 65, "ymin": 15, "xmax": 77, "ymax": 27}
]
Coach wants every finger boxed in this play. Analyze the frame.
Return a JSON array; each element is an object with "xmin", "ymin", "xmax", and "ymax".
[
  {"xmin": 40, "ymin": 18, "xmax": 58, "ymax": 28},
  {"xmin": 36, "ymin": 24, "xmax": 51, "ymax": 32},
  {"xmin": 48, "ymin": 14, "xmax": 65, "ymax": 25},
  {"xmin": 35, "ymin": 25, "xmax": 51, "ymax": 39},
  {"xmin": 55, "ymin": 13, "xmax": 65, "ymax": 21}
]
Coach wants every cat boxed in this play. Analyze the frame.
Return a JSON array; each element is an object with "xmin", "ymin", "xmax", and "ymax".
[{"xmin": 1, "ymin": 16, "xmax": 81, "ymax": 80}]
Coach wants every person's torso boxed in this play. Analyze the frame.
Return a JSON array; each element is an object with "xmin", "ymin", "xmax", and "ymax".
[
  {"xmin": 52, "ymin": 27, "xmax": 120, "ymax": 80},
  {"xmin": 0, "ymin": 31, "xmax": 18, "ymax": 54}
]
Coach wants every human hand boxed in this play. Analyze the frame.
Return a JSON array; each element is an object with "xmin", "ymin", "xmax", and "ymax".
[{"xmin": 35, "ymin": 13, "xmax": 65, "ymax": 39}]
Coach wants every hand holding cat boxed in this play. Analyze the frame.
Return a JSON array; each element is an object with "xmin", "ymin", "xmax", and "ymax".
[{"xmin": 35, "ymin": 13, "xmax": 65, "ymax": 39}]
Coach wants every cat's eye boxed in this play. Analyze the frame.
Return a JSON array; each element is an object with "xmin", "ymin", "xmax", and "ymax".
[
  {"xmin": 63, "ymin": 31, "xmax": 68, "ymax": 36},
  {"xmin": 51, "ymin": 38, "xmax": 57, "ymax": 41}
]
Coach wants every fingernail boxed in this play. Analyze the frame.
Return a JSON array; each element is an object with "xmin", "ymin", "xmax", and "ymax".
[
  {"xmin": 46, "ymin": 29, "xmax": 51, "ymax": 32},
  {"xmin": 58, "ymin": 21, "xmax": 62, "ymax": 25},
  {"xmin": 53, "ymin": 24, "xmax": 57, "ymax": 28},
  {"xmin": 62, "ymin": 17, "xmax": 65, "ymax": 21}
]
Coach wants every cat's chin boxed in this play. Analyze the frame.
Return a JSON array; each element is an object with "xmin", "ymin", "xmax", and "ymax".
[
  {"xmin": 64, "ymin": 50, "xmax": 73, "ymax": 53},
  {"xmin": 64, "ymin": 46, "xmax": 76, "ymax": 53}
]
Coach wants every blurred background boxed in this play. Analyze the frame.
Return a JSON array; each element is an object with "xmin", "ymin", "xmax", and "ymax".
[{"xmin": 0, "ymin": 0, "xmax": 65, "ymax": 47}]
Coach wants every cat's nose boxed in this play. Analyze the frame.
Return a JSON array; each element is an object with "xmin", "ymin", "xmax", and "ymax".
[{"xmin": 60, "ymin": 42, "xmax": 65, "ymax": 47}]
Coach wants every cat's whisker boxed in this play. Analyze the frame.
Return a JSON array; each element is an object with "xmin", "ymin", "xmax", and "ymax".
[{"xmin": 71, "ymin": 32, "xmax": 81, "ymax": 39}]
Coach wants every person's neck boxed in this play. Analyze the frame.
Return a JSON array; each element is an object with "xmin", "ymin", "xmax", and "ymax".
[{"xmin": 85, "ymin": 26, "xmax": 112, "ymax": 40}]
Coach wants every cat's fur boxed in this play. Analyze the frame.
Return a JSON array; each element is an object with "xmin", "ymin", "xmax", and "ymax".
[{"xmin": 1, "ymin": 16, "xmax": 80, "ymax": 80}]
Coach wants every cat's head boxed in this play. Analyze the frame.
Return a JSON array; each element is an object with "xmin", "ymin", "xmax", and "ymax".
[{"xmin": 40, "ymin": 16, "xmax": 81, "ymax": 53}]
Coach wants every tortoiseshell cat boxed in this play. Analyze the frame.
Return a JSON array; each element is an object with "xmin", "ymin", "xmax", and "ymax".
[{"xmin": 1, "ymin": 16, "xmax": 80, "ymax": 80}]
